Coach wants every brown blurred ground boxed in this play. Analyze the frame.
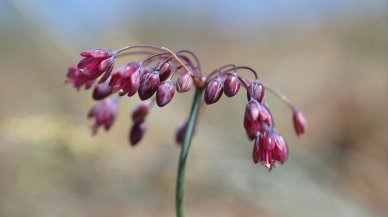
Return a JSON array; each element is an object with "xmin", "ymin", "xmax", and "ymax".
[{"xmin": 0, "ymin": 1, "xmax": 387, "ymax": 217}]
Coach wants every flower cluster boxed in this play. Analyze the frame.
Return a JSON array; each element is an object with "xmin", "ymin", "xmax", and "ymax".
[{"xmin": 66, "ymin": 45, "xmax": 306, "ymax": 170}]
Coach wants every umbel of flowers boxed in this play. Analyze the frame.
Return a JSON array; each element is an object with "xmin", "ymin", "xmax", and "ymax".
[{"xmin": 66, "ymin": 44, "xmax": 306, "ymax": 216}]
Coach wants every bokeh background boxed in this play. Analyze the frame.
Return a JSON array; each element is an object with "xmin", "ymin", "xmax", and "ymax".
[{"xmin": 0, "ymin": 0, "xmax": 387, "ymax": 216}]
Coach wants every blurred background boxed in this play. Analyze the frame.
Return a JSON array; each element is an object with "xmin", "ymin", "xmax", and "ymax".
[{"xmin": 0, "ymin": 0, "xmax": 387, "ymax": 216}]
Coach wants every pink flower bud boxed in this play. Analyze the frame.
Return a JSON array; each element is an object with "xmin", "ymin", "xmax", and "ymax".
[
  {"xmin": 138, "ymin": 71, "xmax": 160, "ymax": 100},
  {"xmin": 109, "ymin": 63, "xmax": 140, "ymax": 96},
  {"xmin": 158, "ymin": 61, "xmax": 172, "ymax": 81},
  {"xmin": 293, "ymin": 110, "xmax": 306, "ymax": 136},
  {"xmin": 247, "ymin": 80, "xmax": 265, "ymax": 103},
  {"xmin": 176, "ymin": 73, "xmax": 193, "ymax": 93},
  {"xmin": 129, "ymin": 121, "xmax": 147, "ymax": 146},
  {"xmin": 132, "ymin": 101, "xmax": 151, "ymax": 123},
  {"xmin": 224, "ymin": 73, "xmax": 240, "ymax": 97},
  {"xmin": 175, "ymin": 120, "xmax": 188, "ymax": 145},
  {"xmin": 87, "ymin": 98, "xmax": 119, "ymax": 135},
  {"xmin": 92, "ymin": 79, "xmax": 113, "ymax": 100},
  {"xmin": 243, "ymin": 99, "xmax": 260, "ymax": 140},
  {"xmin": 156, "ymin": 80, "xmax": 175, "ymax": 107},
  {"xmin": 204, "ymin": 77, "xmax": 223, "ymax": 104}
]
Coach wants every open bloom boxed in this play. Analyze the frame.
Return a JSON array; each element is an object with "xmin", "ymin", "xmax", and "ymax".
[
  {"xmin": 65, "ymin": 65, "xmax": 94, "ymax": 90},
  {"xmin": 253, "ymin": 129, "xmax": 289, "ymax": 170},
  {"xmin": 78, "ymin": 48, "xmax": 115, "ymax": 83},
  {"xmin": 87, "ymin": 98, "xmax": 119, "ymax": 135}
]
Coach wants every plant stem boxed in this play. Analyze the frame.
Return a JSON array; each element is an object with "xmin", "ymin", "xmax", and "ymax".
[{"xmin": 176, "ymin": 88, "xmax": 203, "ymax": 217}]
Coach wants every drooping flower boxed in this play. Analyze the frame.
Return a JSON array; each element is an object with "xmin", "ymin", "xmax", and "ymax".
[
  {"xmin": 252, "ymin": 129, "xmax": 288, "ymax": 170},
  {"xmin": 87, "ymin": 98, "xmax": 119, "ymax": 135},
  {"xmin": 65, "ymin": 65, "xmax": 94, "ymax": 90},
  {"xmin": 131, "ymin": 101, "xmax": 152, "ymax": 123},
  {"xmin": 204, "ymin": 76, "xmax": 223, "ymax": 104},
  {"xmin": 224, "ymin": 73, "xmax": 240, "ymax": 97},
  {"xmin": 92, "ymin": 78, "xmax": 113, "ymax": 100},
  {"xmin": 176, "ymin": 73, "xmax": 193, "ymax": 93},
  {"xmin": 138, "ymin": 70, "xmax": 160, "ymax": 100},
  {"xmin": 156, "ymin": 80, "xmax": 175, "ymax": 107},
  {"xmin": 247, "ymin": 80, "xmax": 265, "ymax": 103},
  {"xmin": 129, "ymin": 121, "xmax": 147, "ymax": 146},
  {"xmin": 78, "ymin": 48, "xmax": 115, "ymax": 83}
]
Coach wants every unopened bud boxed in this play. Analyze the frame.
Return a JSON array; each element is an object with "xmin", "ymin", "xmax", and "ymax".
[
  {"xmin": 132, "ymin": 101, "xmax": 151, "ymax": 123},
  {"xmin": 138, "ymin": 71, "xmax": 160, "ymax": 100},
  {"xmin": 92, "ymin": 80, "xmax": 113, "ymax": 100},
  {"xmin": 243, "ymin": 99, "xmax": 260, "ymax": 140},
  {"xmin": 158, "ymin": 61, "xmax": 172, "ymax": 81},
  {"xmin": 129, "ymin": 121, "xmax": 147, "ymax": 146},
  {"xmin": 204, "ymin": 77, "xmax": 223, "ymax": 104},
  {"xmin": 176, "ymin": 73, "xmax": 193, "ymax": 93},
  {"xmin": 292, "ymin": 110, "xmax": 306, "ymax": 136},
  {"xmin": 175, "ymin": 121, "xmax": 188, "ymax": 145},
  {"xmin": 224, "ymin": 73, "xmax": 240, "ymax": 97},
  {"xmin": 156, "ymin": 80, "xmax": 175, "ymax": 107},
  {"xmin": 247, "ymin": 80, "xmax": 265, "ymax": 103}
]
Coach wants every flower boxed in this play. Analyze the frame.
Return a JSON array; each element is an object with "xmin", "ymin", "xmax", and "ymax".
[
  {"xmin": 92, "ymin": 78, "xmax": 113, "ymax": 100},
  {"xmin": 293, "ymin": 110, "xmax": 307, "ymax": 136},
  {"xmin": 78, "ymin": 48, "xmax": 115, "ymax": 83},
  {"xmin": 224, "ymin": 73, "xmax": 240, "ymax": 97},
  {"xmin": 65, "ymin": 65, "xmax": 94, "ymax": 90},
  {"xmin": 87, "ymin": 98, "xmax": 119, "ymax": 135},
  {"xmin": 204, "ymin": 76, "xmax": 223, "ymax": 104},
  {"xmin": 156, "ymin": 80, "xmax": 175, "ymax": 107},
  {"xmin": 129, "ymin": 121, "xmax": 147, "ymax": 146},
  {"xmin": 252, "ymin": 129, "xmax": 289, "ymax": 170}
]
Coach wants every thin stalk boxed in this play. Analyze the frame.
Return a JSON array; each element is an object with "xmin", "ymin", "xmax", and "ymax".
[{"xmin": 176, "ymin": 88, "xmax": 203, "ymax": 217}]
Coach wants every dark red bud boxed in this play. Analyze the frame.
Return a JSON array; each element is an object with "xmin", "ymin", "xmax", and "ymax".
[
  {"xmin": 224, "ymin": 73, "xmax": 240, "ymax": 97},
  {"xmin": 158, "ymin": 61, "xmax": 172, "ymax": 81},
  {"xmin": 247, "ymin": 80, "xmax": 265, "ymax": 102},
  {"xmin": 92, "ymin": 80, "xmax": 113, "ymax": 100},
  {"xmin": 243, "ymin": 99, "xmax": 260, "ymax": 140},
  {"xmin": 129, "ymin": 121, "xmax": 147, "ymax": 146},
  {"xmin": 204, "ymin": 77, "xmax": 223, "ymax": 104},
  {"xmin": 176, "ymin": 73, "xmax": 193, "ymax": 93},
  {"xmin": 253, "ymin": 137, "xmax": 261, "ymax": 164},
  {"xmin": 156, "ymin": 80, "xmax": 175, "ymax": 107},
  {"xmin": 293, "ymin": 110, "xmax": 306, "ymax": 136},
  {"xmin": 138, "ymin": 71, "xmax": 160, "ymax": 100},
  {"xmin": 175, "ymin": 121, "xmax": 188, "ymax": 145},
  {"xmin": 132, "ymin": 101, "xmax": 151, "ymax": 123}
]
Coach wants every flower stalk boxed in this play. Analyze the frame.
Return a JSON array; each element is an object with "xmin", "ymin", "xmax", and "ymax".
[{"xmin": 176, "ymin": 88, "xmax": 203, "ymax": 217}]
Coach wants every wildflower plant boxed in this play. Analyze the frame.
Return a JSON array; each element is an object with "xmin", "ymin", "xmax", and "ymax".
[{"xmin": 66, "ymin": 45, "xmax": 306, "ymax": 217}]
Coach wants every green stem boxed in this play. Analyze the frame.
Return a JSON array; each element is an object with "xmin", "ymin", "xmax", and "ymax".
[{"xmin": 176, "ymin": 88, "xmax": 203, "ymax": 217}]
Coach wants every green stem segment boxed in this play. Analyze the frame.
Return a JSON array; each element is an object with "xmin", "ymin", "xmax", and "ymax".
[{"xmin": 176, "ymin": 88, "xmax": 203, "ymax": 217}]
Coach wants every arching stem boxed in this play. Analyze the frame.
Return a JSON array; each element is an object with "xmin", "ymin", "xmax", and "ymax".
[{"xmin": 176, "ymin": 88, "xmax": 203, "ymax": 217}]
